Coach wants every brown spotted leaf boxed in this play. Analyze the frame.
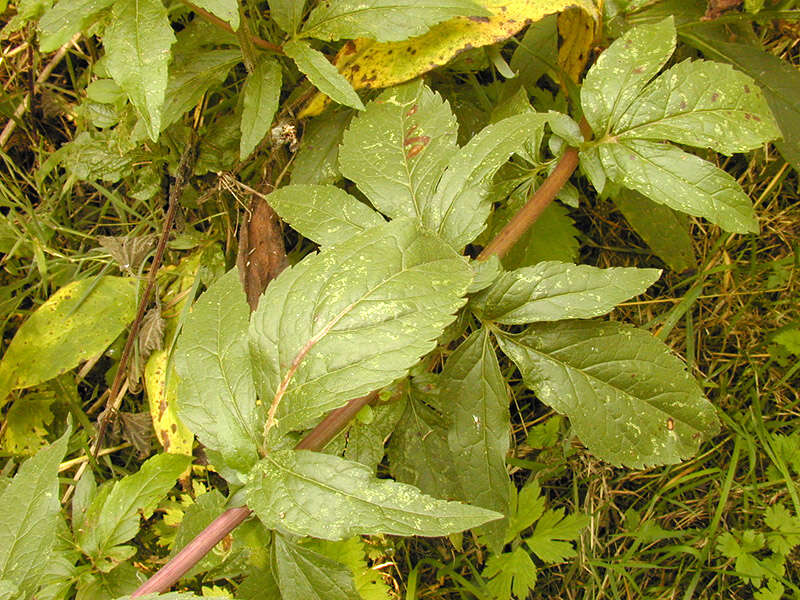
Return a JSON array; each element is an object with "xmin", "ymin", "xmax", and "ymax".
[{"xmin": 299, "ymin": 0, "xmax": 590, "ymax": 117}]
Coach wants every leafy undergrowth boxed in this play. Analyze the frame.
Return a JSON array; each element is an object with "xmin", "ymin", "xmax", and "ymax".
[{"xmin": 1, "ymin": 1, "xmax": 799, "ymax": 599}]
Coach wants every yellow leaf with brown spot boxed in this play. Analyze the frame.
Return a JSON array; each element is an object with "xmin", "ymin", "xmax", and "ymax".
[
  {"xmin": 145, "ymin": 349, "xmax": 194, "ymax": 456},
  {"xmin": 557, "ymin": 4, "xmax": 600, "ymax": 83},
  {"xmin": 298, "ymin": 0, "xmax": 594, "ymax": 118}
]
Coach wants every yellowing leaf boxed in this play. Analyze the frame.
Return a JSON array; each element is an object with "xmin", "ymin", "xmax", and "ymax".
[
  {"xmin": 144, "ymin": 349, "xmax": 193, "ymax": 457},
  {"xmin": 299, "ymin": 0, "xmax": 588, "ymax": 117},
  {"xmin": 556, "ymin": 5, "xmax": 599, "ymax": 83}
]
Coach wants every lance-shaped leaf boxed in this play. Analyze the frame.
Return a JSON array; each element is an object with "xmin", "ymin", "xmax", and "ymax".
[
  {"xmin": 301, "ymin": 0, "xmax": 488, "ymax": 42},
  {"xmin": 442, "ymin": 329, "xmax": 510, "ymax": 553},
  {"xmin": 581, "ymin": 17, "xmax": 675, "ymax": 136},
  {"xmin": 175, "ymin": 268, "xmax": 262, "ymax": 474},
  {"xmin": 77, "ymin": 453, "xmax": 191, "ymax": 558},
  {"xmin": 0, "ymin": 426, "xmax": 70, "ymax": 597},
  {"xmin": 598, "ymin": 138, "xmax": 759, "ymax": 233},
  {"xmin": 0, "ymin": 276, "xmax": 137, "ymax": 407},
  {"xmin": 472, "ymin": 261, "xmax": 660, "ymax": 325},
  {"xmin": 298, "ymin": 0, "xmax": 585, "ymax": 117},
  {"xmin": 240, "ymin": 58, "xmax": 282, "ymax": 160},
  {"xmin": 291, "ymin": 109, "xmax": 352, "ymax": 185},
  {"xmin": 496, "ymin": 320, "xmax": 719, "ymax": 468},
  {"xmin": 38, "ymin": 0, "xmax": 116, "ymax": 52},
  {"xmin": 284, "ymin": 40, "xmax": 365, "ymax": 111},
  {"xmin": 269, "ymin": 0, "xmax": 305, "ymax": 34},
  {"xmin": 249, "ymin": 218, "xmax": 472, "ymax": 439},
  {"xmin": 104, "ymin": 0, "xmax": 176, "ymax": 141},
  {"xmin": 339, "ymin": 80, "xmax": 458, "ymax": 221},
  {"xmin": 266, "ymin": 184, "xmax": 384, "ymax": 247},
  {"xmin": 144, "ymin": 350, "xmax": 194, "ymax": 457},
  {"xmin": 272, "ymin": 535, "xmax": 358, "ymax": 600},
  {"xmin": 192, "ymin": 0, "xmax": 238, "ymax": 29},
  {"xmin": 245, "ymin": 449, "xmax": 502, "ymax": 539},
  {"xmin": 614, "ymin": 59, "xmax": 780, "ymax": 155},
  {"xmin": 424, "ymin": 111, "xmax": 549, "ymax": 249}
]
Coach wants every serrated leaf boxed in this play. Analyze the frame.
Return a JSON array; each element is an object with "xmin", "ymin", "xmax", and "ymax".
[
  {"xmin": 104, "ymin": 0, "xmax": 176, "ymax": 141},
  {"xmin": 524, "ymin": 508, "xmax": 588, "ymax": 562},
  {"xmin": 246, "ymin": 449, "xmax": 502, "ymax": 539},
  {"xmin": 1, "ymin": 390, "xmax": 55, "ymax": 455},
  {"xmin": 272, "ymin": 535, "xmax": 359, "ymax": 599},
  {"xmin": 483, "ymin": 546, "xmax": 537, "ymax": 600},
  {"xmin": 249, "ymin": 218, "xmax": 471, "ymax": 439},
  {"xmin": 344, "ymin": 399, "xmax": 406, "ymax": 472},
  {"xmin": 501, "ymin": 202, "xmax": 580, "ymax": 269},
  {"xmin": 301, "ymin": 0, "xmax": 488, "ymax": 42},
  {"xmin": 284, "ymin": 40, "xmax": 365, "ymax": 111},
  {"xmin": 266, "ymin": 184, "xmax": 384, "ymax": 247},
  {"xmin": 305, "ymin": 537, "xmax": 392, "ymax": 600},
  {"xmin": 298, "ymin": 0, "xmax": 583, "ymax": 117},
  {"xmin": 0, "ymin": 426, "xmax": 70, "ymax": 597},
  {"xmin": 38, "ymin": 0, "xmax": 115, "ymax": 53},
  {"xmin": 237, "ymin": 566, "xmax": 282, "ymax": 600},
  {"xmin": 160, "ymin": 49, "xmax": 241, "ymax": 132},
  {"xmin": 171, "ymin": 490, "xmax": 235, "ymax": 579},
  {"xmin": 496, "ymin": 320, "xmax": 719, "ymax": 467},
  {"xmin": 442, "ymin": 328, "xmax": 510, "ymax": 553},
  {"xmin": 425, "ymin": 111, "xmax": 549, "ymax": 249},
  {"xmin": 269, "ymin": 0, "xmax": 305, "ymax": 34},
  {"xmin": 240, "ymin": 58, "xmax": 282, "ymax": 159},
  {"xmin": 614, "ymin": 189, "xmax": 696, "ymax": 272},
  {"xmin": 581, "ymin": 17, "xmax": 676, "ymax": 135},
  {"xmin": 614, "ymin": 59, "xmax": 779, "ymax": 154},
  {"xmin": 192, "ymin": 0, "xmax": 238, "ymax": 29},
  {"xmin": 505, "ymin": 480, "xmax": 545, "ymax": 543},
  {"xmin": 681, "ymin": 33, "xmax": 800, "ymax": 172},
  {"xmin": 144, "ymin": 350, "xmax": 194, "ymax": 456},
  {"xmin": 598, "ymin": 138, "xmax": 758, "ymax": 233},
  {"xmin": 473, "ymin": 261, "xmax": 660, "ymax": 325},
  {"xmin": 78, "ymin": 453, "xmax": 190, "ymax": 558},
  {"xmin": 291, "ymin": 109, "xmax": 352, "ymax": 185},
  {"xmin": 339, "ymin": 80, "xmax": 458, "ymax": 220},
  {"xmin": 174, "ymin": 268, "xmax": 262, "ymax": 474},
  {"xmin": 387, "ymin": 384, "xmax": 462, "ymax": 500},
  {"xmin": 0, "ymin": 276, "xmax": 137, "ymax": 407}
]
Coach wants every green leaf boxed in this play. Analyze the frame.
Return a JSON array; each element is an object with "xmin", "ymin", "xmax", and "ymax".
[
  {"xmin": 442, "ymin": 329, "xmax": 510, "ymax": 553},
  {"xmin": 505, "ymin": 480, "xmax": 545, "ymax": 544},
  {"xmin": 78, "ymin": 453, "xmax": 191, "ymax": 558},
  {"xmin": 581, "ymin": 17, "xmax": 676, "ymax": 135},
  {"xmin": 160, "ymin": 49, "xmax": 241, "ymax": 133},
  {"xmin": 245, "ymin": 449, "xmax": 502, "ymax": 539},
  {"xmin": 425, "ymin": 112, "xmax": 550, "ymax": 249},
  {"xmin": 304, "ymin": 537, "xmax": 392, "ymax": 600},
  {"xmin": 300, "ymin": 0, "xmax": 488, "ymax": 42},
  {"xmin": 510, "ymin": 14, "xmax": 558, "ymax": 94},
  {"xmin": 344, "ymin": 398, "xmax": 406, "ymax": 472},
  {"xmin": 249, "ymin": 218, "xmax": 471, "ymax": 439},
  {"xmin": 0, "ymin": 580, "xmax": 20, "ymax": 600},
  {"xmin": 171, "ymin": 490, "xmax": 230, "ymax": 579},
  {"xmin": 387, "ymin": 382, "xmax": 462, "ymax": 500},
  {"xmin": 0, "ymin": 276, "xmax": 137, "ymax": 407},
  {"xmin": 524, "ymin": 508, "xmax": 589, "ymax": 562},
  {"xmin": 38, "ymin": 0, "xmax": 115, "ymax": 53},
  {"xmin": 240, "ymin": 58, "xmax": 282, "ymax": 159},
  {"xmin": 175, "ymin": 268, "xmax": 262, "ymax": 475},
  {"xmin": 266, "ymin": 184, "xmax": 384, "ymax": 247},
  {"xmin": 284, "ymin": 40, "xmax": 365, "ymax": 111},
  {"xmin": 473, "ymin": 261, "xmax": 660, "ymax": 325},
  {"xmin": 496, "ymin": 320, "xmax": 720, "ymax": 468},
  {"xmin": 483, "ymin": 546, "xmax": 537, "ymax": 600},
  {"xmin": 269, "ymin": 0, "xmax": 305, "ymax": 34},
  {"xmin": 291, "ymin": 109, "xmax": 352, "ymax": 185},
  {"xmin": 104, "ymin": 0, "xmax": 176, "ymax": 141},
  {"xmin": 614, "ymin": 59, "xmax": 779, "ymax": 155},
  {"xmin": 764, "ymin": 504, "xmax": 800, "ymax": 556},
  {"xmin": 339, "ymin": 80, "xmax": 458, "ymax": 221},
  {"xmin": 0, "ymin": 426, "xmax": 70, "ymax": 597},
  {"xmin": 192, "ymin": 0, "xmax": 238, "ymax": 29},
  {"xmin": 614, "ymin": 189, "xmax": 696, "ymax": 272},
  {"xmin": 501, "ymin": 202, "xmax": 580, "ymax": 269},
  {"xmin": 272, "ymin": 535, "xmax": 359, "ymax": 599},
  {"xmin": 680, "ymin": 33, "xmax": 800, "ymax": 172},
  {"xmin": 237, "ymin": 566, "xmax": 282, "ymax": 600},
  {"xmin": 598, "ymin": 138, "xmax": 759, "ymax": 233}
]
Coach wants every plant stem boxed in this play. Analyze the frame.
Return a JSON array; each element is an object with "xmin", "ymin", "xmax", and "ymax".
[
  {"xmin": 130, "ymin": 391, "xmax": 376, "ymax": 595},
  {"xmin": 477, "ymin": 146, "xmax": 579, "ymax": 261},
  {"xmin": 180, "ymin": 0, "xmax": 283, "ymax": 54}
]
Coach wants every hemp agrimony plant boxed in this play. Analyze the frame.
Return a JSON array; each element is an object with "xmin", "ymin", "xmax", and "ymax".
[{"xmin": 0, "ymin": 7, "xmax": 781, "ymax": 599}]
